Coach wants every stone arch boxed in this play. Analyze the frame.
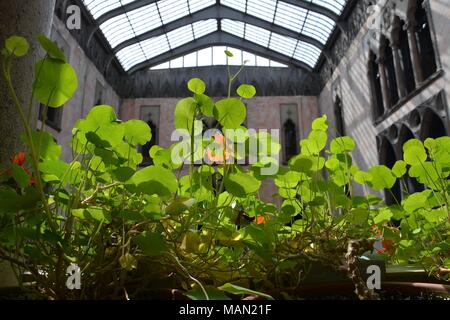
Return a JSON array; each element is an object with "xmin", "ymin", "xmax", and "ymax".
[{"xmin": 420, "ymin": 108, "xmax": 448, "ymax": 139}]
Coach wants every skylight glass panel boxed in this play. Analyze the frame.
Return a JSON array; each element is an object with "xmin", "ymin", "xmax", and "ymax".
[
  {"xmin": 116, "ymin": 43, "xmax": 146, "ymax": 71},
  {"xmin": 269, "ymin": 33, "xmax": 297, "ymax": 57},
  {"xmin": 166, "ymin": 24, "xmax": 194, "ymax": 49},
  {"xmin": 184, "ymin": 52, "xmax": 197, "ymax": 67},
  {"xmin": 139, "ymin": 34, "xmax": 170, "ymax": 59},
  {"xmin": 189, "ymin": 0, "xmax": 216, "ymax": 13},
  {"xmin": 220, "ymin": 0, "xmax": 246, "ymax": 12},
  {"xmin": 192, "ymin": 20, "xmax": 218, "ymax": 39},
  {"xmin": 274, "ymin": 2, "xmax": 307, "ymax": 33},
  {"xmin": 293, "ymin": 42, "xmax": 322, "ymax": 68},
  {"xmin": 243, "ymin": 51, "xmax": 256, "ymax": 66},
  {"xmin": 151, "ymin": 61, "xmax": 170, "ymax": 70},
  {"xmin": 302, "ymin": 11, "xmax": 335, "ymax": 44},
  {"xmin": 149, "ymin": 46, "xmax": 288, "ymax": 69},
  {"xmin": 244, "ymin": 24, "xmax": 271, "ymax": 48},
  {"xmin": 171, "ymin": 56, "xmax": 184, "ymax": 68},
  {"xmin": 312, "ymin": 0, "xmax": 346, "ymax": 15},
  {"xmin": 256, "ymin": 56, "xmax": 270, "ymax": 67},
  {"xmin": 83, "ymin": 0, "xmax": 135, "ymax": 19},
  {"xmin": 221, "ymin": 19, "xmax": 245, "ymax": 38},
  {"xmin": 270, "ymin": 60, "xmax": 287, "ymax": 67},
  {"xmin": 198, "ymin": 48, "xmax": 213, "ymax": 66},
  {"xmin": 158, "ymin": 0, "xmax": 189, "ymax": 24},
  {"xmin": 226, "ymin": 47, "xmax": 242, "ymax": 66},
  {"xmin": 213, "ymin": 46, "xmax": 227, "ymax": 65},
  {"xmin": 246, "ymin": 0, "xmax": 277, "ymax": 23},
  {"xmin": 99, "ymin": 3, "xmax": 162, "ymax": 49},
  {"xmin": 126, "ymin": 3, "xmax": 162, "ymax": 36}
]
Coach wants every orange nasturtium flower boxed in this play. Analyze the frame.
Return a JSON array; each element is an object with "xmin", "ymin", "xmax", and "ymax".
[
  {"xmin": 206, "ymin": 134, "xmax": 231, "ymax": 163},
  {"xmin": 255, "ymin": 215, "xmax": 265, "ymax": 225},
  {"xmin": 12, "ymin": 152, "xmax": 26, "ymax": 166},
  {"xmin": 10, "ymin": 152, "xmax": 36, "ymax": 186}
]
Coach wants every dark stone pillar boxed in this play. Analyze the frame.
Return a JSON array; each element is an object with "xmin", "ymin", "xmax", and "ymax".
[
  {"xmin": 0, "ymin": 0, "xmax": 55, "ymax": 288},
  {"xmin": 0, "ymin": 0, "xmax": 56, "ymax": 169}
]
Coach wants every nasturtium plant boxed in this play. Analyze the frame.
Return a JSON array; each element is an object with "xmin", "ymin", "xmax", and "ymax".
[{"xmin": 0, "ymin": 35, "xmax": 448, "ymax": 301}]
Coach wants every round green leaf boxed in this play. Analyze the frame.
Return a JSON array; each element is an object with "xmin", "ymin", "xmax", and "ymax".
[
  {"xmin": 175, "ymin": 97, "xmax": 197, "ymax": 133},
  {"xmin": 368, "ymin": 165, "xmax": 396, "ymax": 190},
  {"xmin": 237, "ymin": 84, "xmax": 256, "ymax": 99},
  {"xmin": 34, "ymin": 58, "xmax": 78, "ymax": 108},
  {"xmin": 188, "ymin": 78, "xmax": 206, "ymax": 95},
  {"xmin": 330, "ymin": 136, "xmax": 356, "ymax": 154},
  {"xmin": 391, "ymin": 160, "xmax": 407, "ymax": 178},
  {"xmin": 311, "ymin": 115, "xmax": 328, "ymax": 131},
  {"xmin": 373, "ymin": 208, "xmax": 393, "ymax": 224},
  {"xmin": 403, "ymin": 142, "xmax": 427, "ymax": 166},
  {"xmin": 214, "ymin": 98, "xmax": 246, "ymax": 129},
  {"xmin": 224, "ymin": 172, "xmax": 261, "ymax": 197},
  {"xmin": 37, "ymin": 35, "xmax": 67, "ymax": 62},
  {"xmin": 124, "ymin": 120, "xmax": 151, "ymax": 145},
  {"xmin": 354, "ymin": 171, "xmax": 372, "ymax": 185},
  {"xmin": 195, "ymin": 94, "xmax": 214, "ymax": 116},
  {"xmin": 130, "ymin": 166, "xmax": 178, "ymax": 197},
  {"xmin": 5, "ymin": 36, "xmax": 29, "ymax": 57}
]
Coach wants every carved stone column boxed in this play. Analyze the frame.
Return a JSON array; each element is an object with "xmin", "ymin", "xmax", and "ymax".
[
  {"xmin": 377, "ymin": 56, "xmax": 391, "ymax": 110},
  {"xmin": 391, "ymin": 42, "xmax": 408, "ymax": 98},
  {"xmin": 405, "ymin": 18, "xmax": 425, "ymax": 86},
  {"xmin": 0, "ymin": 0, "xmax": 56, "ymax": 289}
]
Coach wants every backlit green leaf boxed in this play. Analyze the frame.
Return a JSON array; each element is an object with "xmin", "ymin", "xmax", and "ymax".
[
  {"xmin": 34, "ymin": 58, "xmax": 78, "ymax": 108},
  {"xmin": 5, "ymin": 36, "xmax": 29, "ymax": 57},
  {"xmin": 188, "ymin": 78, "xmax": 206, "ymax": 95}
]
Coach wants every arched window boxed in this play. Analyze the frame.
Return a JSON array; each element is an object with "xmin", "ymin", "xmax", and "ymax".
[
  {"xmin": 382, "ymin": 39, "xmax": 399, "ymax": 107},
  {"xmin": 420, "ymin": 108, "xmax": 447, "ymax": 139},
  {"xmin": 379, "ymin": 137, "xmax": 402, "ymax": 205},
  {"xmin": 368, "ymin": 51, "xmax": 384, "ymax": 119},
  {"xmin": 399, "ymin": 20, "xmax": 416, "ymax": 94},
  {"xmin": 334, "ymin": 96, "xmax": 345, "ymax": 137},
  {"xmin": 281, "ymin": 104, "xmax": 299, "ymax": 163},
  {"xmin": 283, "ymin": 118, "xmax": 298, "ymax": 162},
  {"xmin": 415, "ymin": 1, "xmax": 437, "ymax": 79}
]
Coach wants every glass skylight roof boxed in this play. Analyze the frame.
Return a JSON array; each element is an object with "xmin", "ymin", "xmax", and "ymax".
[
  {"xmin": 82, "ymin": 0, "xmax": 349, "ymax": 72},
  {"xmin": 150, "ymin": 46, "xmax": 288, "ymax": 69}
]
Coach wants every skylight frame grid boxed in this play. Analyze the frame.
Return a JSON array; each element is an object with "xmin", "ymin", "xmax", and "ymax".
[
  {"xmin": 189, "ymin": 0, "xmax": 216, "ymax": 13},
  {"xmin": 192, "ymin": 20, "xmax": 218, "ymax": 39},
  {"xmin": 220, "ymin": 0, "xmax": 246, "ymax": 12},
  {"xmin": 274, "ymin": 1, "xmax": 308, "ymax": 33},
  {"xmin": 244, "ymin": 24, "xmax": 272, "ymax": 48},
  {"xmin": 166, "ymin": 24, "xmax": 194, "ymax": 49},
  {"xmin": 268, "ymin": 33, "xmax": 298, "ymax": 57},
  {"xmin": 246, "ymin": 0, "xmax": 277, "ymax": 23},
  {"xmin": 221, "ymin": 19, "xmax": 245, "ymax": 38},
  {"xmin": 83, "ymin": 0, "xmax": 135, "ymax": 19},
  {"xmin": 312, "ymin": 0, "xmax": 346, "ymax": 15},
  {"xmin": 157, "ymin": 0, "xmax": 190, "ymax": 24}
]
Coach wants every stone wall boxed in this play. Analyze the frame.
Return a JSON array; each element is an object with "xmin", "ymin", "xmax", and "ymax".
[
  {"xmin": 120, "ymin": 95, "xmax": 319, "ymax": 203},
  {"xmin": 318, "ymin": 0, "xmax": 450, "ymax": 173}
]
